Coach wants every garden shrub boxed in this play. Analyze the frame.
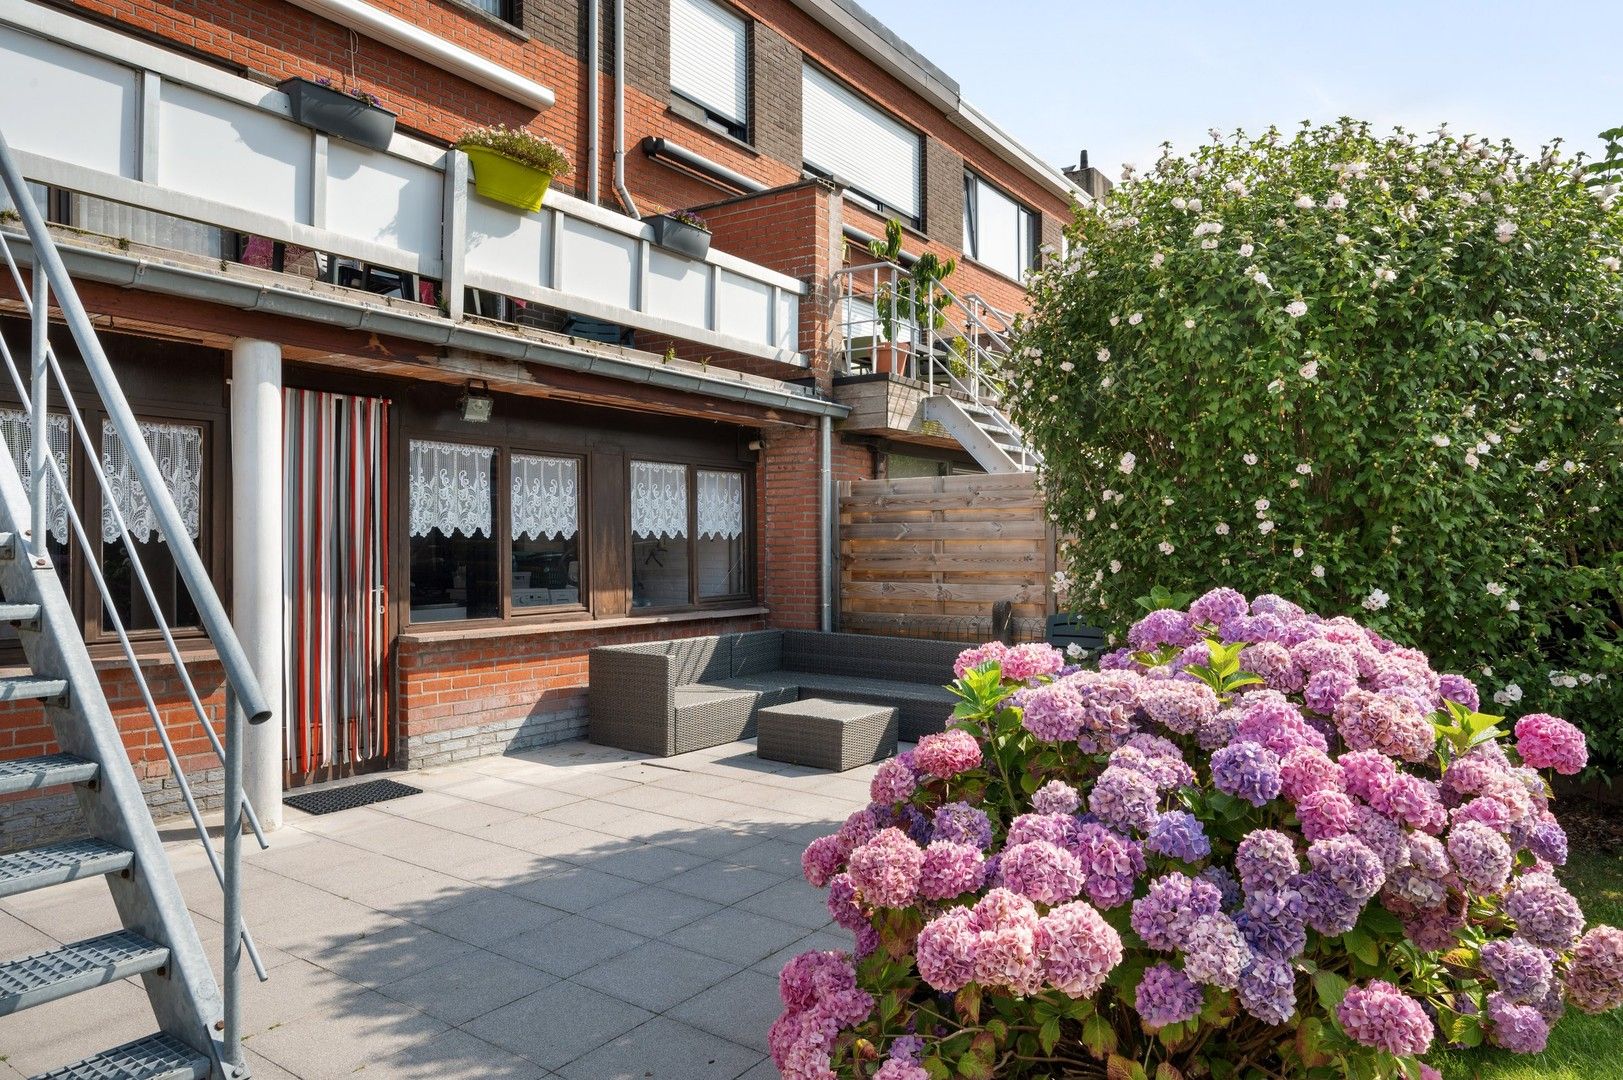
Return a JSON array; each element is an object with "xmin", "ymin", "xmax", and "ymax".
[
  {"xmin": 1005, "ymin": 121, "xmax": 1623, "ymax": 769},
  {"xmin": 772, "ymin": 590, "xmax": 1623, "ymax": 1079}
]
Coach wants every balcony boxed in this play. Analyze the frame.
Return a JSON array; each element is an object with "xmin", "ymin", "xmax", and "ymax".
[{"xmin": 0, "ymin": 0, "xmax": 803, "ymax": 369}]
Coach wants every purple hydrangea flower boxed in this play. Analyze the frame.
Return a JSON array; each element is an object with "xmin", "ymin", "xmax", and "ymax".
[
  {"xmin": 1506, "ymin": 873, "xmax": 1585, "ymax": 950},
  {"xmin": 1480, "ymin": 937, "xmax": 1554, "ymax": 1003},
  {"xmin": 1132, "ymin": 873, "xmax": 1222, "ymax": 951},
  {"xmin": 1088, "ymin": 765, "xmax": 1160, "ymax": 833},
  {"xmin": 1567, "ymin": 926, "xmax": 1623, "ymax": 1014},
  {"xmin": 1306, "ymin": 836, "xmax": 1386, "ymax": 901},
  {"xmin": 1304, "ymin": 668, "xmax": 1358, "ymax": 714},
  {"xmin": 1030, "ymin": 780, "xmax": 1081, "ymax": 816},
  {"xmin": 1129, "ymin": 609, "xmax": 1201, "ymax": 650},
  {"xmin": 1239, "ymin": 957, "xmax": 1298, "ymax": 1025},
  {"xmin": 1296, "ymin": 789, "xmax": 1358, "ymax": 842},
  {"xmin": 1447, "ymin": 821, "xmax": 1514, "ymax": 892},
  {"xmin": 932, "ymin": 802, "xmax": 993, "ymax": 850},
  {"xmin": 1138, "ymin": 680, "xmax": 1220, "ymax": 735},
  {"xmin": 999, "ymin": 840, "xmax": 1085, "ymax": 906},
  {"xmin": 1337, "ymin": 980, "xmax": 1434, "ymax": 1056},
  {"xmin": 1190, "ymin": 587, "xmax": 1249, "ymax": 626},
  {"xmin": 1296, "ymin": 870, "xmax": 1364, "ymax": 936},
  {"xmin": 1235, "ymin": 829, "xmax": 1300, "ymax": 893},
  {"xmin": 1146, "ymin": 810, "xmax": 1211, "ymax": 862},
  {"xmin": 1071, "ymin": 822, "xmax": 1142, "ymax": 909},
  {"xmin": 1439, "ymin": 673, "xmax": 1481, "ymax": 712},
  {"xmin": 1486, "ymin": 991, "xmax": 1550, "ymax": 1054},
  {"xmin": 1235, "ymin": 887, "xmax": 1308, "ymax": 961},
  {"xmin": 1135, "ymin": 962, "xmax": 1203, "ymax": 1028},
  {"xmin": 1182, "ymin": 913, "xmax": 1252, "ymax": 989},
  {"xmin": 1199, "ymin": 865, "xmax": 1243, "ymax": 910},
  {"xmin": 1211, "ymin": 742, "xmax": 1283, "ymax": 807},
  {"xmin": 1040, "ymin": 900, "xmax": 1123, "ymax": 997},
  {"xmin": 1528, "ymin": 819, "xmax": 1569, "ymax": 866}
]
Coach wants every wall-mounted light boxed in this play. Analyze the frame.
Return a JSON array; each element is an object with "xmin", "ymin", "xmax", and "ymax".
[{"xmin": 459, "ymin": 380, "xmax": 493, "ymax": 423}]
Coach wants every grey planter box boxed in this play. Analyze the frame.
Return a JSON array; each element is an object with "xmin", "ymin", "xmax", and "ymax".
[
  {"xmin": 280, "ymin": 78, "xmax": 397, "ymax": 152},
  {"xmin": 650, "ymin": 215, "xmax": 712, "ymax": 259}
]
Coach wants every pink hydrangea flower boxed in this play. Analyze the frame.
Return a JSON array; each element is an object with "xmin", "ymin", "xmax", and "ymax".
[
  {"xmin": 1000, "ymin": 642, "xmax": 1065, "ymax": 681},
  {"xmin": 1514, "ymin": 713, "xmax": 1588, "ymax": 775},
  {"xmin": 1040, "ymin": 900, "xmax": 1123, "ymax": 996},
  {"xmin": 915, "ymin": 907, "xmax": 977, "ymax": 991},
  {"xmin": 1031, "ymin": 779, "xmax": 1081, "ymax": 816},
  {"xmin": 802, "ymin": 834, "xmax": 846, "ymax": 888},
  {"xmin": 1279, "ymin": 745, "xmax": 1344, "ymax": 801},
  {"xmin": 917, "ymin": 841, "xmax": 986, "ymax": 900},
  {"xmin": 869, "ymin": 757, "xmax": 917, "ymax": 804},
  {"xmin": 1567, "ymin": 926, "xmax": 1623, "ymax": 1014},
  {"xmin": 1336, "ymin": 980, "xmax": 1434, "ymax": 1056},
  {"xmin": 953, "ymin": 641, "xmax": 1008, "ymax": 678},
  {"xmin": 873, "ymin": 1061, "xmax": 930, "ymax": 1080},
  {"xmin": 846, "ymin": 827, "xmax": 924, "ymax": 908},
  {"xmin": 1000, "ymin": 840, "xmax": 1085, "ymax": 906},
  {"xmin": 913, "ymin": 729, "xmax": 983, "ymax": 779}
]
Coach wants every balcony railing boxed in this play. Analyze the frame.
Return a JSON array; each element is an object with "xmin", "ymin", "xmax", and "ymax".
[{"xmin": 0, "ymin": 0, "xmax": 803, "ymax": 365}]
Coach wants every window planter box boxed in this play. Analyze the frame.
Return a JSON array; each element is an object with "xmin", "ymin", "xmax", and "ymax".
[
  {"xmin": 462, "ymin": 146, "xmax": 558, "ymax": 213},
  {"xmin": 649, "ymin": 214, "xmax": 712, "ymax": 259},
  {"xmin": 279, "ymin": 78, "xmax": 396, "ymax": 152}
]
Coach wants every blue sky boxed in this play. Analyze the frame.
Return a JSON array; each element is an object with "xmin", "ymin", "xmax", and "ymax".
[{"xmin": 856, "ymin": 0, "xmax": 1623, "ymax": 178}]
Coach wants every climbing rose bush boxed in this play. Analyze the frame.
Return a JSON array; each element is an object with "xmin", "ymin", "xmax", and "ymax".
[
  {"xmin": 772, "ymin": 589, "xmax": 1623, "ymax": 1079},
  {"xmin": 1006, "ymin": 120, "xmax": 1623, "ymax": 770}
]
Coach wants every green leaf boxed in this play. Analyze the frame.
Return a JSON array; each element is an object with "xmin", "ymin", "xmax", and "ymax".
[
  {"xmin": 1039, "ymin": 1016, "xmax": 1061, "ymax": 1054},
  {"xmin": 1082, "ymin": 1014, "xmax": 1117, "ymax": 1058},
  {"xmin": 1314, "ymin": 970, "xmax": 1350, "ymax": 1013}
]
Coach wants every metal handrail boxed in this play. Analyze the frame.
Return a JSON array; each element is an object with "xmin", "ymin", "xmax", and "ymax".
[{"xmin": 0, "ymin": 127, "xmax": 267, "ymax": 1067}]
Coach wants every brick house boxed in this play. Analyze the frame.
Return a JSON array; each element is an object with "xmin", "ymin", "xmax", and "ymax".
[{"xmin": 0, "ymin": 0, "xmax": 1086, "ymax": 838}]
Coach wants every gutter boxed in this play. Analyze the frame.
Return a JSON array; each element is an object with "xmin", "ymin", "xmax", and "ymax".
[
  {"xmin": 281, "ymin": 0, "xmax": 555, "ymax": 111},
  {"xmin": 10, "ymin": 236, "xmax": 847, "ymax": 419}
]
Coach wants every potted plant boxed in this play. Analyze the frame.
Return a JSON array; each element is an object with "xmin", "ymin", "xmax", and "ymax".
[
  {"xmin": 455, "ymin": 125, "xmax": 571, "ymax": 214},
  {"xmin": 279, "ymin": 76, "xmax": 396, "ymax": 152},
  {"xmin": 649, "ymin": 208, "xmax": 711, "ymax": 259}
]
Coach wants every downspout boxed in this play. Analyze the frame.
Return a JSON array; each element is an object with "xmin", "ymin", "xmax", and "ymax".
[
  {"xmin": 586, "ymin": 0, "xmax": 600, "ymax": 204},
  {"xmin": 819, "ymin": 414, "xmax": 833, "ymax": 632},
  {"xmin": 612, "ymin": 0, "xmax": 639, "ymax": 218}
]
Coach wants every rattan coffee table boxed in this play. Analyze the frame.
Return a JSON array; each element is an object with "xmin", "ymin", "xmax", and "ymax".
[{"xmin": 755, "ymin": 698, "xmax": 899, "ymax": 771}]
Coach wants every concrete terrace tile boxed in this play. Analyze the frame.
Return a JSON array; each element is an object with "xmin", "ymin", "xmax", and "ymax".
[
  {"xmin": 407, "ymin": 889, "xmax": 569, "ymax": 947},
  {"xmin": 734, "ymin": 878, "xmax": 836, "ymax": 930},
  {"xmin": 373, "ymin": 1026, "xmax": 556, "ymax": 1080},
  {"xmin": 543, "ymin": 772, "xmax": 643, "ymax": 800},
  {"xmin": 0, "ymin": 979, "xmax": 154, "ymax": 1076},
  {"xmin": 344, "ymin": 864, "xmax": 474, "ymax": 915},
  {"xmin": 581, "ymin": 885, "xmax": 721, "ymax": 936},
  {"xmin": 561, "ymin": 839, "xmax": 709, "ymax": 883},
  {"xmin": 462, "ymin": 979, "xmax": 653, "ymax": 1070},
  {"xmin": 500, "ymin": 859, "xmax": 644, "ymax": 912},
  {"xmin": 316, "ymin": 921, "xmax": 476, "ymax": 989},
  {"xmin": 667, "ymin": 968, "xmax": 783, "ymax": 1054},
  {"xmin": 737, "ymin": 1059, "xmax": 782, "ymax": 1080},
  {"xmin": 413, "ymin": 797, "xmax": 528, "ymax": 836},
  {"xmin": 243, "ymin": 989, "xmax": 451, "ymax": 1079},
  {"xmin": 722, "ymin": 837, "xmax": 811, "ymax": 877},
  {"xmin": 376, "ymin": 949, "xmax": 558, "ymax": 1026},
  {"xmin": 487, "ymin": 913, "xmax": 646, "ymax": 977},
  {"xmin": 537, "ymin": 797, "xmax": 640, "ymax": 832},
  {"xmin": 661, "ymin": 860, "xmax": 785, "ymax": 905},
  {"xmin": 571, "ymin": 939, "xmax": 742, "ymax": 1012},
  {"xmin": 588, "ymin": 808, "xmax": 712, "ymax": 843},
  {"xmin": 664, "ymin": 907, "xmax": 806, "ymax": 966},
  {"xmin": 231, "ymin": 957, "xmax": 359, "ymax": 1039},
  {"xmin": 556, "ymin": 1016, "xmax": 763, "ymax": 1080},
  {"xmin": 0, "ymin": 909, "xmax": 57, "ymax": 957},
  {"xmin": 651, "ymin": 824, "xmax": 769, "ymax": 861},
  {"xmin": 593, "ymin": 780, "xmax": 692, "ymax": 813}
]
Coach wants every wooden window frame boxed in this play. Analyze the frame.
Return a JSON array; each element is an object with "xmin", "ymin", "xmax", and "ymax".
[{"xmin": 626, "ymin": 457, "xmax": 754, "ymax": 613}]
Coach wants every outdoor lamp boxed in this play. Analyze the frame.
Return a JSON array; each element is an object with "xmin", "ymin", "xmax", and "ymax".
[{"xmin": 459, "ymin": 381, "xmax": 494, "ymax": 423}]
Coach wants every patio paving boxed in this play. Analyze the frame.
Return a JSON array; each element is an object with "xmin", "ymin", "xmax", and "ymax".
[{"xmin": 0, "ymin": 738, "xmax": 884, "ymax": 1079}]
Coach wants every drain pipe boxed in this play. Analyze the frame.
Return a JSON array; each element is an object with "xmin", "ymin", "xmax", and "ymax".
[
  {"xmin": 612, "ymin": 0, "xmax": 638, "ymax": 218},
  {"xmin": 586, "ymin": 0, "xmax": 600, "ymax": 204},
  {"xmin": 819, "ymin": 414, "xmax": 833, "ymax": 632}
]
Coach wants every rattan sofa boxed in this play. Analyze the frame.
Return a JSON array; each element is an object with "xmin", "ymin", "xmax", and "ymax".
[{"xmin": 586, "ymin": 630, "xmax": 962, "ymax": 757}]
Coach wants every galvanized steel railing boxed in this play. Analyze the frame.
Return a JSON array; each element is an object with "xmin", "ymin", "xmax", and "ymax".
[{"xmin": 0, "ymin": 126, "xmax": 268, "ymax": 1069}]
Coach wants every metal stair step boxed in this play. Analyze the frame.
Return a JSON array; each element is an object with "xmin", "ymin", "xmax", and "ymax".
[
  {"xmin": 0, "ymin": 931, "xmax": 169, "ymax": 1016},
  {"xmin": 0, "ymin": 753, "xmax": 98, "ymax": 795},
  {"xmin": 0, "ymin": 838, "xmax": 133, "ymax": 899},
  {"xmin": 0, "ymin": 674, "xmax": 68, "ymax": 703},
  {"xmin": 29, "ymin": 1033, "xmax": 209, "ymax": 1080},
  {"xmin": 0, "ymin": 601, "xmax": 40, "ymax": 625}
]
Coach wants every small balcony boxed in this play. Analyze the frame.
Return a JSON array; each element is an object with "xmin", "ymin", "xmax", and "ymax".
[{"xmin": 0, "ymin": 4, "xmax": 803, "ymax": 369}]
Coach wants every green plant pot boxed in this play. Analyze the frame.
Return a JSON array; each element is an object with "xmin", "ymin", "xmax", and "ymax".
[{"xmin": 462, "ymin": 146, "xmax": 555, "ymax": 213}]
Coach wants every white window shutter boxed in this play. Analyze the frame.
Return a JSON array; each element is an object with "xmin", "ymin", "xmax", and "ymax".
[
  {"xmin": 801, "ymin": 64, "xmax": 921, "ymax": 219},
  {"xmin": 670, "ymin": 0, "xmax": 749, "ymax": 126}
]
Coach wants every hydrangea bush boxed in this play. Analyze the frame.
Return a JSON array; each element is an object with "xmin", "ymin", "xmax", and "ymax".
[
  {"xmin": 1005, "ymin": 120, "xmax": 1623, "ymax": 768},
  {"xmin": 771, "ymin": 590, "xmax": 1623, "ymax": 1079}
]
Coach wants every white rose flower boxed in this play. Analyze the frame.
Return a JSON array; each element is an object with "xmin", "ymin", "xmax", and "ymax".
[
  {"xmin": 1243, "ymin": 453, "xmax": 1259, "ymax": 465},
  {"xmin": 1293, "ymin": 546, "xmax": 1304, "ymax": 558},
  {"xmin": 1335, "ymin": 234, "xmax": 1352, "ymax": 245},
  {"xmin": 1059, "ymin": 361, "xmax": 1075, "ymax": 372},
  {"xmin": 1486, "ymin": 432, "xmax": 1501, "ymax": 445},
  {"xmin": 1252, "ymin": 270, "xmax": 1271, "ymax": 287},
  {"xmin": 1151, "ymin": 252, "xmax": 1166, "ymax": 268},
  {"xmin": 1188, "ymin": 197, "xmax": 1203, "ymax": 211},
  {"xmin": 1285, "ymin": 300, "xmax": 1308, "ymax": 318},
  {"xmin": 1294, "ymin": 195, "xmax": 1315, "ymax": 209},
  {"xmin": 1158, "ymin": 541, "xmax": 1174, "ymax": 555},
  {"xmin": 1267, "ymin": 379, "xmax": 1285, "ymax": 394},
  {"xmin": 1486, "ymin": 582, "xmax": 1505, "ymax": 596},
  {"xmin": 1299, "ymin": 361, "xmax": 1319, "ymax": 380},
  {"xmin": 1101, "ymin": 376, "xmax": 1113, "ymax": 388},
  {"xmin": 1097, "ymin": 348, "xmax": 1111, "ymax": 362},
  {"xmin": 1431, "ymin": 434, "xmax": 1452, "ymax": 448},
  {"xmin": 1239, "ymin": 243, "xmax": 1255, "ymax": 257},
  {"xmin": 1296, "ymin": 463, "xmax": 1312, "ymax": 475},
  {"xmin": 1172, "ymin": 197, "xmax": 1188, "ymax": 210},
  {"xmin": 1118, "ymin": 452, "xmax": 1136, "ymax": 475},
  {"xmin": 1201, "ymin": 238, "xmax": 1219, "ymax": 250},
  {"xmin": 1255, "ymin": 498, "xmax": 1270, "ymax": 511},
  {"xmin": 1162, "ymin": 497, "xmax": 1174, "ymax": 507},
  {"xmin": 1603, "ymin": 256, "xmax": 1621, "ymax": 272},
  {"xmin": 1109, "ymin": 560, "xmax": 1122, "ymax": 573},
  {"xmin": 1215, "ymin": 522, "xmax": 1230, "ymax": 535},
  {"xmin": 1085, "ymin": 508, "xmax": 1097, "ymax": 521},
  {"xmin": 1464, "ymin": 452, "xmax": 1480, "ymax": 469},
  {"xmin": 1128, "ymin": 312, "xmax": 1143, "ymax": 326},
  {"xmin": 1533, "ymin": 459, "xmax": 1551, "ymax": 473},
  {"xmin": 1495, "ymin": 221, "xmax": 1517, "ymax": 243},
  {"xmin": 1562, "ymin": 460, "xmax": 1577, "ymax": 473},
  {"xmin": 1530, "ymin": 348, "xmax": 1547, "ymax": 362},
  {"xmin": 1506, "ymin": 599, "xmax": 1521, "ymax": 612},
  {"xmin": 1110, "ymin": 316, "xmax": 1120, "ymax": 327},
  {"xmin": 1362, "ymin": 588, "xmax": 1390, "ymax": 611},
  {"xmin": 1325, "ymin": 193, "xmax": 1348, "ymax": 210},
  {"xmin": 1311, "ymin": 564, "xmax": 1326, "ymax": 579},
  {"xmin": 1258, "ymin": 520, "xmax": 1276, "ymax": 534}
]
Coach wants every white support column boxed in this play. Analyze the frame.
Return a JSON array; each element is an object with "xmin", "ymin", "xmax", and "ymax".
[{"xmin": 230, "ymin": 339, "xmax": 284, "ymax": 831}]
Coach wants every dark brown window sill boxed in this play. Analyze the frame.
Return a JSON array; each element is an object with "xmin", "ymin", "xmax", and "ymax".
[{"xmin": 398, "ymin": 605, "xmax": 769, "ymax": 644}]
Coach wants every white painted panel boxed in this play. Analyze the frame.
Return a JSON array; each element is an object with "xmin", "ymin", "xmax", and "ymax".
[
  {"xmin": 717, "ymin": 271, "xmax": 771, "ymax": 346},
  {"xmin": 157, "ymin": 81, "xmax": 310, "ymax": 223},
  {"xmin": 0, "ymin": 26, "xmax": 137, "ymax": 178},
  {"xmin": 776, "ymin": 290, "xmax": 798, "ymax": 354},
  {"xmin": 558, "ymin": 217, "xmax": 637, "ymax": 310},
  {"xmin": 645, "ymin": 248, "xmax": 709, "ymax": 326},
  {"xmin": 325, "ymin": 142, "xmax": 440, "ymax": 259},
  {"xmin": 465, "ymin": 192, "xmax": 552, "ymax": 286}
]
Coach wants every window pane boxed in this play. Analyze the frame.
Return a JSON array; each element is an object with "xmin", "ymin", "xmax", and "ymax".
[
  {"xmin": 696, "ymin": 469, "xmax": 745, "ymax": 598},
  {"xmin": 630, "ymin": 461, "xmax": 689, "ymax": 609},
  {"xmin": 99, "ymin": 420, "xmax": 207, "ymax": 633},
  {"xmin": 408, "ymin": 440, "xmax": 499, "ymax": 622},
  {"xmin": 974, "ymin": 177, "xmax": 1024, "ymax": 280},
  {"xmin": 512, "ymin": 454, "xmax": 582, "ymax": 609}
]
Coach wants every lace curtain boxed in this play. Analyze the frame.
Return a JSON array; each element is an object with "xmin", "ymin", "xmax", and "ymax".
[
  {"xmin": 408, "ymin": 440, "xmax": 493, "ymax": 538},
  {"xmin": 0, "ymin": 409, "xmax": 71, "ymax": 544},
  {"xmin": 630, "ymin": 460, "xmax": 688, "ymax": 539},
  {"xmin": 101, "ymin": 420, "xmax": 203, "ymax": 544},
  {"xmin": 511, "ymin": 454, "xmax": 579, "ymax": 541},
  {"xmin": 696, "ymin": 469, "xmax": 744, "ymax": 539}
]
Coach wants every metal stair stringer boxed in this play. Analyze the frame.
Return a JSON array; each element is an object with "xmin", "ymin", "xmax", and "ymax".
[
  {"xmin": 0, "ymin": 454, "xmax": 225, "ymax": 1068},
  {"xmin": 921, "ymin": 394, "xmax": 1023, "ymax": 474}
]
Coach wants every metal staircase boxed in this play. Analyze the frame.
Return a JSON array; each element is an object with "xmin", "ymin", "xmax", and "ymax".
[
  {"xmin": 834, "ymin": 261, "xmax": 1041, "ymax": 473},
  {"xmin": 0, "ymin": 129, "xmax": 271, "ymax": 1078}
]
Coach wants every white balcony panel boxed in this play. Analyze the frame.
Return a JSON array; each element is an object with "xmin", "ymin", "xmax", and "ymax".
[
  {"xmin": 326, "ymin": 142, "xmax": 440, "ymax": 259},
  {"xmin": 558, "ymin": 217, "xmax": 637, "ymax": 311},
  {"xmin": 776, "ymin": 290, "xmax": 799, "ymax": 354},
  {"xmin": 0, "ymin": 26, "xmax": 137, "ymax": 179},
  {"xmin": 465, "ymin": 196, "xmax": 553, "ymax": 287},
  {"xmin": 717, "ymin": 271, "xmax": 772, "ymax": 346},
  {"xmin": 158, "ymin": 81, "xmax": 310, "ymax": 224},
  {"xmin": 645, "ymin": 247, "xmax": 709, "ymax": 326}
]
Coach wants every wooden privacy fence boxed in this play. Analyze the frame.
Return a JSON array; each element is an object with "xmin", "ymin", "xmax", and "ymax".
[{"xmin": 838, "ymin": 472, "xmax": 1057, "ymax": 644}]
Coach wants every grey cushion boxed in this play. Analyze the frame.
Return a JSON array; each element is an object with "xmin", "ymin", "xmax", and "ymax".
[{"xmin": 780, "ymin": 631, "xmax": 959, "ymax": 685}]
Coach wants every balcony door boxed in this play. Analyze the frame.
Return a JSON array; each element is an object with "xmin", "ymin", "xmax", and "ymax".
[{"xmin": 283, "ymin": 389, "xmax": 392, "ymax": 785}]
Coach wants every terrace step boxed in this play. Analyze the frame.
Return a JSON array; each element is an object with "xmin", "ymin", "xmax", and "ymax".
[
  {"xmin": 28, "ymin": 1033, "xmax": 209, "ymax": 1080},
  {"xmin": 0, "ymin": 601, "xmax": 40, "ymax": 626},
  {"xmin": 0, "ymin": 674, "xmax": 67, "ymax": 702},
  {"xmin": 0, "ymin": 753, "xmax": 97, "ymax": 795},
  {"xmin": 0, "ymin": 931, "xmax": 168, "ymax": 1015},
  {"xmin": 0, "ymin": 838, "xmax": 133, "ymax": 899}
]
